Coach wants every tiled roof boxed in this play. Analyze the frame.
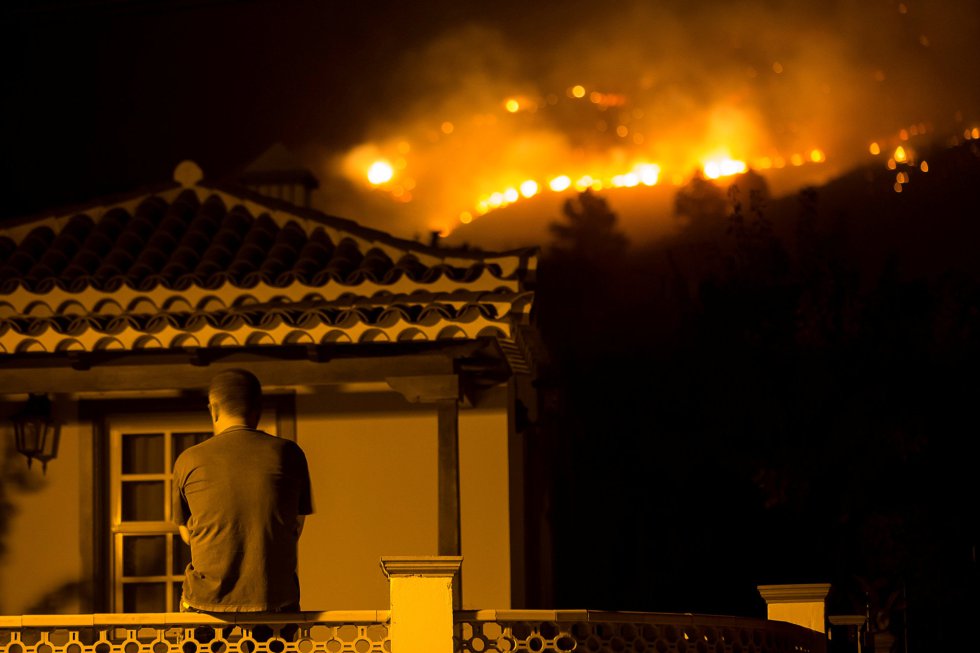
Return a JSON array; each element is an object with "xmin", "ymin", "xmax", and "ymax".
[{"xmin": 0, "ymin": 164, "xmax": 536, "ymax": 363}]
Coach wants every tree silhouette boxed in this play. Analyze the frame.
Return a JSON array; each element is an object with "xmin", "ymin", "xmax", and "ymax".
[
  {"xmin": 548, "ymin": 189, "xmax": 628, "ymax": 265},
  {"xmin": 673, "ymin": 172, "xmax": 728, "ymax": 231}
]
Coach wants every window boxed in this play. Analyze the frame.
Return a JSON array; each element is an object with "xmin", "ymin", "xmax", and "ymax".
[{"xmin": 109, "ymin": 416, "xmax": 212, "ymax": 612}]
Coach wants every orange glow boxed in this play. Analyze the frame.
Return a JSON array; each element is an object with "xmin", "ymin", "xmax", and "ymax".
[
  {"xmin": 587, "ymin": 91, "xmax": 628, "ymax": 107},
  {"xmin": 703, "ymin": 157, "xmax": 747, "ymax": 179},
  {"xmin": 920, "ymin": 161, "xmax": 929, "ymax": 172},
  {"xmin": 894, "ymin": 146, "xmax": 908, "ymax": 163},
  {"xmin": 519, "ymin": 180, "xmax": 539, "ymax": 198},
  {"xmin": 341, "ymin": 78, "xmax": 841, "ymax": 234},
  {"xmin": 549, "ymin": 175, "xmax": 571, "ymax": 192},
  {"xmin": 973, "ymin": 127, "xmax": 980, "ymax": 139},
  {"xmin": 367, "ymin": 160, "xmax": 394, "ymax": 185},
  {"xmin": 870, "ymin": 142, "xmax": 881, "ymax": 155},
  {"xmin": 899, "ymin": 129, "xmax": 909, "ymax": 141},
  {"xmin": 612, "ymin": 173, "xmax": 640, "ymax": 188},
  {"xmin": 887, "ymin": 158, "xmax": 897, "ymax": 170},
  {"xmin": 894, "ymin": 182, "xmax": 903, "ymax": 193},
  {"xmin": 575, "ymin": 175, "xmax": 594, "ymax": 191},
  {"xmin": 635, "ymin": 163, "xmax": 660, "ymax": 186}
]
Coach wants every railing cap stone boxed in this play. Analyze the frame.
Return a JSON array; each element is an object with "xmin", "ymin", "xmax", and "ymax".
[
  {"xmin": 757, "ymin": 583, "xmax": 832, "ymax": 603},
  {"xmin": 380, "ymin": 555, "xmax": 463, "ymax": 578}
]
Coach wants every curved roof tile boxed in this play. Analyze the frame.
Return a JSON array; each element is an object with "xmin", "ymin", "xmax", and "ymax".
[{"xmin": 1, "ymin": 175, "xmax": 537, "ymax": 361}]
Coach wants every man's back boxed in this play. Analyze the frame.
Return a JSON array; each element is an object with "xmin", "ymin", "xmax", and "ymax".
[{"xmin": 173, "ymin": 427, "xmax": 313, "ymax": 611}]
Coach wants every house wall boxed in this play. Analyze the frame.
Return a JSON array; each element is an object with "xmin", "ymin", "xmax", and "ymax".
[
  {"xmin": 0, "ymin": 382, "xmax": 513, "ymax": 615},
  {"xmin": 458, "ymin": 393, "xmax": 511, "ymax": 609},
  {"xmin": 294, "ymin": 386, "xmax": 439, "ymax": 610},
  {"xmin": 0, "ymin": 397, "xmax": 89, "ymax": 615},
  {"xmin": 294, "ymin": 383, "xmax": 512, "ymax": 610}
]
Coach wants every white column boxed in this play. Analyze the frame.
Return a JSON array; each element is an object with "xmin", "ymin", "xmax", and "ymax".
[
  {"xmin": 381, "ymin": 556, "xmax": 463, "ymax": 653},
  {"xmin": 757, "ymin": 583, "xmax": 831, "ymax": 633}
]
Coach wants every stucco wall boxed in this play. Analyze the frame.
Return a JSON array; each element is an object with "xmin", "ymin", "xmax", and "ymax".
[
  {"xmin": 458, "ymin": 393, "xmax": 511, "ymax": 609},
  {"xmin": 295, "ymin": 387, "xmax": 439, "ymax": 609},
  {"xmin": 0, "ymin": 382, "xmax": 513, "ymax": 615},
  {"xmin": 295, "ymin": 384, "xmax": 512, "ymax": 610},
  {"xmin": 0, "ymin": 398, "xmax": 88, "ymax": 615}
]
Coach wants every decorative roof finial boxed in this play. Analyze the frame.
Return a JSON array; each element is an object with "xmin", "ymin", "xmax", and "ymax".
[{"xmin": 173, "ymin": 160, "xmax": 204, "ymax": 187}]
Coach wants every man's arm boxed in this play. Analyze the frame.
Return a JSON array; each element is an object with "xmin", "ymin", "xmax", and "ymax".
[
  {"xmin": 296, "ymin": 515, "xmax": 305, "ymax": 538},
  {"xmin": 179, "ymin": 524, "xmax": 191, "ymax": 545}
]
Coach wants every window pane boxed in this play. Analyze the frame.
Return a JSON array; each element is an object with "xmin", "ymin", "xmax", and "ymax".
[
  {"xmin": 173, "ymin": 537, "xmax": 192, "ymax": 576},
  {"xmin": 172, "ymin": 432, "xmax": 211, "ymax": 465},
  {"xmin": 121, "ymin": 481, "xmax": 165, "ymax": 521},
  {"xmin": 172, "ymin": 582, "xmax": 184, "ymax": 612},
  {"xmin": 122, "ymin": 433, "xmax": 164, "ymax": 474},
  {"xmin": 123, "ymin": 583, "xmax": 166, "ymax": 613},
  {"xmin": 123, "ymin": 535, "xmax": 167, "ymax": 577}
]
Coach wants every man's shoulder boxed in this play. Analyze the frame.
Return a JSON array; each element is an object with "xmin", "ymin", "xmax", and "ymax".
[
  {"xmin": 175, "ymin": 430, "xmax": 305, "ymax": 463},
  {"xmin": 275, "ymin": 437, "xmax": 308, "ymax": 465},
  {"xmin": 173, "ymin": 437, "xmax": 215, "ymax": 473}
]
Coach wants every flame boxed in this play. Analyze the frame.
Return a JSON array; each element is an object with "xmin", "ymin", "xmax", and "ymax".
[
  {"xmin": 337, "ymin": 78, "xmax": 922, "ymax": 236},
  {"xmin": 549, "ymin": 175, "xmax": 571, "ymax": 192},
  {"xmin": 520, "ymin": 180, "xmax": 539, "ymax": 198},
  {"xmin": 367, "ymin": 161, "xmax": 394, "ymax": 185},
  {"xmin": 703, "ymin": 157, "xmax": 748, "ymax": 179}
]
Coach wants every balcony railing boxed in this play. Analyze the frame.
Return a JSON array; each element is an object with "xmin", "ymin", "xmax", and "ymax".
[
  {"xmin": 0, "ymin": 611, "xmax": 390, "ymax": 653},
  {"xmin": 0, "ymin": 558, "xmax": 828, "ymax": 653},
  {"xmin": 456, "ymin": 610, "xmax": 827, "ymax": 653}
]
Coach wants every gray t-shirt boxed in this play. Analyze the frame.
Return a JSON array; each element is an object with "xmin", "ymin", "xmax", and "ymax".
[{"xmin": 173, "ymin": 427, "xmax": 313, "ymax": 611}]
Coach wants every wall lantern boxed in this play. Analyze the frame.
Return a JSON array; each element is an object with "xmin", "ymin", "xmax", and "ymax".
[{"xmin": 11, "ymin": 393, "xmax": 59, "ymax": 473}]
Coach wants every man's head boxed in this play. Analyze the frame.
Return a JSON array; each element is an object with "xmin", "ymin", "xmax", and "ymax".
[{"xmin": 208, "ymin": 369, "xmax": 262, "ymax": 429}]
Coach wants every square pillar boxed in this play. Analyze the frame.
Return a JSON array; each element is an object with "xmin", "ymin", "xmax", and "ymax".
[
  {"xmin": 758, "ymin": 583, "xmax": 831, "ymax": 633},
  {"xmin": 381, "ymin": 556, "xmax": 463, "ymax": 653}
]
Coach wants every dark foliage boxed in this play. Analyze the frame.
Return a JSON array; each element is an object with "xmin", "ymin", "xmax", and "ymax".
[{"xmin": 534, "ymin": 145, "xmax": 980, "ymax": 649}]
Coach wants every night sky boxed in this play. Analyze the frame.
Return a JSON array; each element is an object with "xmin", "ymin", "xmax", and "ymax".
[
  {"xmin": 3, "ymin": 1, "xmax": 980, "ymax": 646},
  {"xmin": 5, "ymin": 0, "xmax": 980, "ymax": 239}
]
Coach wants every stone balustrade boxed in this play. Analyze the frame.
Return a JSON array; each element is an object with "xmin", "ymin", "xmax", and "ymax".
[{"xmin": 1, "ymin": 558, "xmax": 827, "ymax": 653}]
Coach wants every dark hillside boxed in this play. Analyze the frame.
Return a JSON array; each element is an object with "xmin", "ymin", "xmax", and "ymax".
[{"xmin": 533, "ymin": 141, "xmax": 980, "ymax": 650}]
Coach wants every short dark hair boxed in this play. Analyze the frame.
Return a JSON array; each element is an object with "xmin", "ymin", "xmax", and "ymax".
[{"xmin": 209, "ymin": 369, "xmax": 262, "ymax": 425}]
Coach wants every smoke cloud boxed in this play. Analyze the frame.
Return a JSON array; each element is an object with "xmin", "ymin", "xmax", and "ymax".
[{"xmin": 307, "ymin": 0, "xmax": 980, "ymax": 245}]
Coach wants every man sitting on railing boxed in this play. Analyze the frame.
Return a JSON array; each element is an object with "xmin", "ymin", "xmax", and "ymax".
[{"xmin": 173, "ymin": 368, "xmax": 314, "ymax": 616}]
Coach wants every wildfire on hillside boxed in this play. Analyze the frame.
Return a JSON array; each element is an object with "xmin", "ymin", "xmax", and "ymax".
[{"xmin": 317, "ymin": 2, "xmax": 980, "ymax": 240}]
